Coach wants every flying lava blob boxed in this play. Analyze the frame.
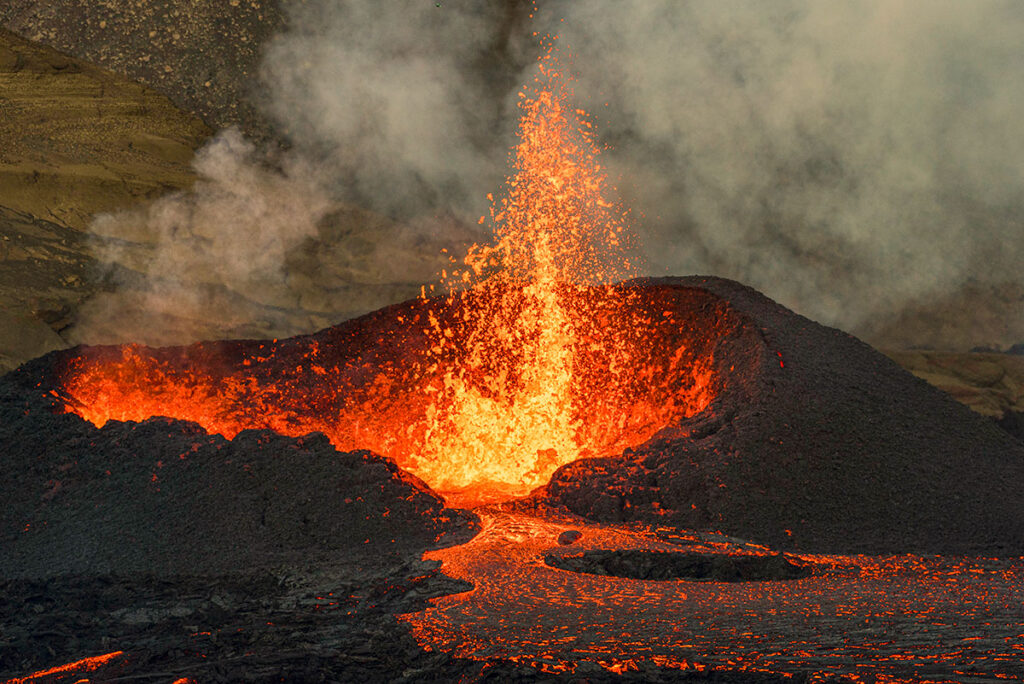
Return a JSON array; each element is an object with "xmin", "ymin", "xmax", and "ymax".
[{"xmin": 58, "ymin": 42, "xmax": 717, "ymax": 504}]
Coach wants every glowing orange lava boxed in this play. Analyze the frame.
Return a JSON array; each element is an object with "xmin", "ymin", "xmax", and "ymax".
[
  {"xmin": 8, "ymin": 651, "xmax": 125, "ymax": 683},
  {"xmin": 413, "ymin": 41, "xmax": 649, "ymax": 492},
  {"xmin": 58, "ymin": 41, "xmax": 718, "ymax": 502},
  {"xmin": 402, "ymin": 509, "xmax": 1024, "ymax": 681}
]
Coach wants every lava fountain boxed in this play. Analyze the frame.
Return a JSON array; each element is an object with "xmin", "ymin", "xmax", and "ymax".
[
  {"xmin": 58, "ymin": 42, "xmax": 715, "ymax": 504},
  {"xmin": 12, "ymin": 31, "xmax": 1024, "ymax": 684},
  {"xmin": 414, "ymin": 41, "xmax": 685, "ymax": 495}
]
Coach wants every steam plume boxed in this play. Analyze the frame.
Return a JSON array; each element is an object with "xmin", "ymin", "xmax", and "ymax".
[
  {"xmin": 74, "ymin": 0, "xmax": 1024, "ymax": 348},
  {"xmin": 550, "ymin": 0, "xmax": 1024, "ymax": 337}
]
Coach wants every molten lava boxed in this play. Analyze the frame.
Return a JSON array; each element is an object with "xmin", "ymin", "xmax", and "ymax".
[
  {"xmin": 8, "ymin": 651, "xmax": 125, "ymax": 683},
  {"xmin": 415, "ymin": 42, "xmax": 648, "ymax": 492},
  {"xmin": 59, "ymin": 42, "xmax": 717, "ymax": 502},
  {"xmin": 59, "ymin": 286, "xmax": 719, "ymax": 504}
]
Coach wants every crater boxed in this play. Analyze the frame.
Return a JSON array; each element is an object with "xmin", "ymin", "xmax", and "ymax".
[
  {"xmin": 54, "ymin": 281, "xmax": 763, "ymax": 501},
  {"xmin": 12, "ymin": 275, "xmax": 1024, "ymax": 555}
]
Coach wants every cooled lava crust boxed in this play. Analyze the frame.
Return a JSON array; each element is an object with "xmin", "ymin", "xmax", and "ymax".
[{"xmin": 3, "ymin": 275, "xmax": 1024, "ymax": 580}]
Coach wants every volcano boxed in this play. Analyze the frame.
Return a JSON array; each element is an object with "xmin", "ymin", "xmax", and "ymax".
[
  {"xmin": 4, "ymin": 277, "xmax": 1024, "ymax": 681},
  {"xmin": 5, "ymin": 34, "xmax": 1024, "ymax": 683},
  {"xmin": 2, "ymin": 276, "xmax": 1024, "ymax": 679},
  {"xmin": 4, "ymin": 275, "xmax": 1023, "ymax": 573}
]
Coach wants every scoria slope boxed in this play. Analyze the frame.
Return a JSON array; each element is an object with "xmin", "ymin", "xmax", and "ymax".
[{"xmin": 548, "ymin": 276, "xmax": 1024, "ymax": 555}]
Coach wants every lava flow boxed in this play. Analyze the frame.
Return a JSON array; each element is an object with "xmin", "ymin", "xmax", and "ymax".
[
  {"xmin": 6, "ymin": 651, "xmax": 126, "ymax": 683},
  {"xmin": 58, "ymin": 41, "xmax": 716, "ymax": 504},
  {"xmin": 402, "ymin": 508, "xmax": 1024, "ymax": 681}
]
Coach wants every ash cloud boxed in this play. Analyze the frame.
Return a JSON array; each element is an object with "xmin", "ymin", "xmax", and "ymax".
[{"xmin": 75, "ymin": 0, "xmax": 1024, "ymax": 348}]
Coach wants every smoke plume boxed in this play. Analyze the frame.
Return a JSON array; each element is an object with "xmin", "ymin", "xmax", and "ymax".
[
  {"xmin": 72, "ymin": 129, "xmax": 333, "ymax": 345},
  {"xmin": 547, "ymin": 0, "xmax": 1024, "ymax": 337},
  {"xmin": 75, "ymin": 0, "xmax": 1024, "ymax": 348}
]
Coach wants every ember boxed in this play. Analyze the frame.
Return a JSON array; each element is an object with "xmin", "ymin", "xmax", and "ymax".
[{"xmin": 58, "ymin": 283, "xmax": 722, "ymax": 507}]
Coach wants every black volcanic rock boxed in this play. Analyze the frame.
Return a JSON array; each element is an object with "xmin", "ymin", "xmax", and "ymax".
[
  {"xmin": 545, "ymin": 277, "xmax": 1024, "ymax": 555},
  {"xmin": 544, "ymin": 549, "xmax": 810, "ymax": 582},
  {"xmin": 0, "ymin": 358, "xmax": 474, "ymax": 579},
  {"xmin": 997, "ymin": 410, "xmax": 1024, "ymax": 442},
  {"xmin": 557, "ymin": 529, "xmax": 583, "ymax": 545}
]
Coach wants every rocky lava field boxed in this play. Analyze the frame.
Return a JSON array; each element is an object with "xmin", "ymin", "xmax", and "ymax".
[{"xmin": 3, "ymin": 277, "xmax": 1024, "ymax": 682}]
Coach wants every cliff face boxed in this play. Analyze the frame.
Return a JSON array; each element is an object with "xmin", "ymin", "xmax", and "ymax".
[
  {"xmin": 0, "ymin": 23, "xmax": 461, "ymax": 371},
  {"xmin": 0, "ymin": 28, "xmax": 209, "ymax": 229},
  {"xmin": 0, "ymin": 0, "xmax": 284, "ymax": 139},
  {"xmin": 883, "ymin": 349, "xmax": 1024, "ymax": 418},
  {"xmin": 0, "ymin": 27, "xmax": 209, "ymax": 373}
]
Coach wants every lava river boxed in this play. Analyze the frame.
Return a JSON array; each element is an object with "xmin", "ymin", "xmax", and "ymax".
[{"xmin": 402, "ymin": 508, "xmax": 1024, "ymax": 682}]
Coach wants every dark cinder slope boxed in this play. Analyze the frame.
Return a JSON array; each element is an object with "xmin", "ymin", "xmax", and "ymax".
[
  {"xmin": 0, "ymin": 357, "xmax": 474, "ymax": 579},
  {"xmin": 547, "ymin": 276, "xmax": 1024, "ymax": 555}
]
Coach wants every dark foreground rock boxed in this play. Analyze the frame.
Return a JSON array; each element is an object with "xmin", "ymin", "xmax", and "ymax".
[
  {"xmin": 0, "ymin": 365, "xmax": 797, "ymax": 681},
  {"xmin": 0, "ymin": 567, "xmax": 801, "ymax": 683},
  {"xmin": 997, "ymin": 410, "xmax": 1024, "ymax": 442},
  {"xmin": 0, "ymin": 357, "xmax": 475, "ymax": 579},
  {"xmin": 544, "ymin": 550, "xmax": 810, "ymax": 582}
]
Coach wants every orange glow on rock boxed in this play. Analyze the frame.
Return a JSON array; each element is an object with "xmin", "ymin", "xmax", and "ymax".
[
  {"xmin": 59, "ymin": 286, "xmax": 718, "ymax": 505},
  {"xmin": 58, "ymin": 42, "xmax": 718, "ymax": 503},
  {"xmin": 402, "ymin": 510, "xmax": 1024, "ymax": 680}
]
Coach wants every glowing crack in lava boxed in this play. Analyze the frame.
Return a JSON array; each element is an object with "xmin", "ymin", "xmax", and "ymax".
[
  {"xmin": 59, "ymin": 43, "xmax": 715, "ymax": 501},
  {"xmin": 7, "ymin": 651, "xmax": 126, "ymax": 683}
]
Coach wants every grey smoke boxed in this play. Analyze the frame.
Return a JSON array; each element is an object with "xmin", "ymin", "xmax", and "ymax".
[
  {"xmin": 77, "ymin": 0, "xmax": 1024, "ymax": 346},
  {"xmin": 260, "ymin": 1, "xmax": 521, "ymax": 219},
  {"xmin": 548, "ymin": 0, "xmax": 1024, "ymax": 331},
  {"xmin": 72, "ymin": 129, "xmax": 333, "ymax": 345}
]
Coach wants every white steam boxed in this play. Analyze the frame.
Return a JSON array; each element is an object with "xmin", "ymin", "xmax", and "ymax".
[
  {"xmin": 72, "ymin": 129, "xmax": 333, "ymax": 345},
  {"xmin": 75, "ymin": 0, "xmax": 1024, "ymax": 348},
  {"xmin": 260, "ymin": 1, "xmax": 518, "ymax": 218},
  {"xmin": 547, "ymin": 0, "xmax": 1024, "ymax": 331}
]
